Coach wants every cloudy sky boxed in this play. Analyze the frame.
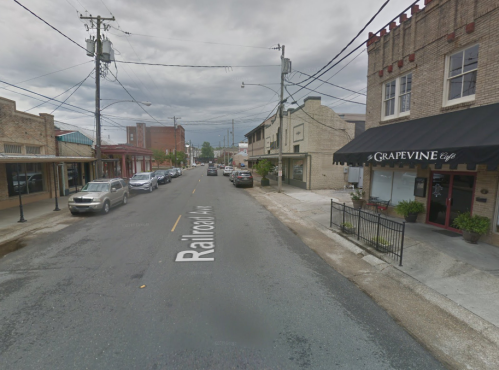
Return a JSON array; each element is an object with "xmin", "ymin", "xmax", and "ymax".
[{"xmin": 1, "ymin": 0, "xmax": 419, "ymax": 149}]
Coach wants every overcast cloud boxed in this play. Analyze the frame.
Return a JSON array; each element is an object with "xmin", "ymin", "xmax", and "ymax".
[{"xmin": 1, "ymin": 0, "xmax": 419, "ymax": 148}]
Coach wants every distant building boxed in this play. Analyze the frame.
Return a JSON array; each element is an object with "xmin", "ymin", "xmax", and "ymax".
[
  {"xmin": 126, "ymin": 122, "xmax": 185, "ymax": 159},
  {"xmin": 337, "ymin": 113, "xmax": 365, "ymax": 138}
]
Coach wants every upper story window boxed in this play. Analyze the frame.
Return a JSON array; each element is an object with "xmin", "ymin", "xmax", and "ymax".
[
  {"xmin": 444, "ymin": 44, "xmax": 479, "ymax": 106},
  {"xmin": 382, "ymin": 73, "xmax": 412, "ymax": 120}
]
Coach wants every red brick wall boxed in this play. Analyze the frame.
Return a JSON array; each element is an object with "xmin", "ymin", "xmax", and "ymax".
[{"xmin": 147, "ymin": 125, "xmax": 185, "ymax": 154}]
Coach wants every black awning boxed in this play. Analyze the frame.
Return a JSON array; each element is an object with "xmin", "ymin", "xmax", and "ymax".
[{"xmin": 333, "ymin": 103, "xmax": 499, "ymax": 170}]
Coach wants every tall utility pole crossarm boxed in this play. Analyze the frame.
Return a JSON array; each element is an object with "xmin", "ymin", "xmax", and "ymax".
[
  {"xmin": 80, "ymin": 15, "xmax": 115, "ymax": 179},
  {"xmin": 278, "ymin": 45, "xmax": 285, "ymax": 193}
]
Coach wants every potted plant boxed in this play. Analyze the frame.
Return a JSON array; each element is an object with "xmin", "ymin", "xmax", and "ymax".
[
  {"xmin": 369, "ymin": 236, "xmax": 392, "ymax": 252},
  {"xmin": 341, "ymin": 222, "xmax": 356, "ymax": 234},
  {"xmin": 452, "ymin": 212, "xmax": 490, "ymax": 244},
  {"xmin": 395, "ymin": 200, "xmax": 425, "ymax": 222},
  {"xmin": 350, "ymin": 189, "xmax": 365, "ymax": 209},
  {"xmin": 255, "ymin": 159, "xmax": 273, "ymax": 186}
]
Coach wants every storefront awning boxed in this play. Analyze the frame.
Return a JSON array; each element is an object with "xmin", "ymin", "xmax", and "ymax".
[
  {"xmin": 0, "ymin": 155, "xmax": 96, "ymax": 163},
  {"xmin": 333, "ymin": 103, "xmax": 499, "ymax": 170}
]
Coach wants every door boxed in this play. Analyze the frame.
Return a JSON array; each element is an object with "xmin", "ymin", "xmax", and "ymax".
[{"xmin": 427, "ymin": 172, "xmax": 476, "ymax": 231}]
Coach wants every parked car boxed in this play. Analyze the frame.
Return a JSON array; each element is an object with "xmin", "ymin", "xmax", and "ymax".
[
  {"xmin": 223, "ymin": 166, "xmax": 233, "ymax": 176},
  {"xmin": 201, "ymin": 163, "xmax": 205, "ymax": 166},
  {"xmin": 207, "ymin": 167, "xmax": 218, "ymax": 176},
  {"xmin": 167, "ymin": 169, "xmax": 178, "ymax": 178},
  {"xmin": 129, "ymin": 172, "xmax": 158, "ymax": 192},
  {"xmin": 155, "ymin": 170, "xmax": 172, "ymax": 184},
  {"xmin": 174, "ymin": 167, "xmax": 183, "ymax": 176},
  {"xmin": 229, "ymin": 170, "xmax": 238, "ymax": 182},
  {"xmin": 192, "ymin": 163, "xmax": 197, "ymax": 167},
  {"xmin": 68, "ymin": 178, "xmax": 129, "ymax": 215},
  {"xmin": 220, "ymin": 165, "xmax": 225, "ymax": 169},
  {"xmin": 233, "ymin": 170, "xmax": 253, "ymax": 188}
]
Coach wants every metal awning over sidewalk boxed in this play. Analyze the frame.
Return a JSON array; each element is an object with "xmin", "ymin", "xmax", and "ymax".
[
  {"xmin": 333, "ymin": 103, "xmax": 499, "ymax": 170},
  {"xmin": 0, "ymin": 155, "xmax": 95, "ymax": 163}
]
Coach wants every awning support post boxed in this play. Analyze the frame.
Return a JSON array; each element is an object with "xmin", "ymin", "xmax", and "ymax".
[
  {"xmin": 16, "ymin": 163, "xmax": 27, "ymax": 223},
  {"xmin": 53, "ymin": 163, "xmax": 60, "ymax": 211}
]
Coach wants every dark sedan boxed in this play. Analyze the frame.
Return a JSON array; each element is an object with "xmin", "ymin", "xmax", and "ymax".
[
  {"xmin": 207, "ymin": 167, "xmax": 218, "ymax": 176},
  {"xmin": 167, "ymin": 169, "xmax": 178, "ymax": 178},
  {"xmin": 233, "ymin": 170, "xmax": 253, "ymax": 188},
  {"xmin": 155, "ymin": 170, "xmax": 172, "ymax": 184}
]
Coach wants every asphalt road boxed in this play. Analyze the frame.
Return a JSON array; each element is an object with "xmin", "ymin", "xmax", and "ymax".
[{"xmin": 0, "ymin": 168, "xmax": 445, "ymax": 369}]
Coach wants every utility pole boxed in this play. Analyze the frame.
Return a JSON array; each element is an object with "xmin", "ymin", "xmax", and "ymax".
[
  {"xmin": 232, "ymin": 119, "xmax": 235, "ymax": 148},
  {"xmin": 169, "ymin": 116, "xmax": 181, "ymax": 167},
  {"xmin": 223, "ymin": 136, "xmax": 226, "ymax": 165},
  {"xmin": 80, "ymin": 14, "xmax": 115, "ymax": 179},
  {"xmin": 278, "ymin": 45, "xmax": 285, "ymax": 193}
]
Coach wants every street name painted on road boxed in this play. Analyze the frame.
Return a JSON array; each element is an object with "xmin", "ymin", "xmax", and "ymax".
[{"xmin": 175, "ymin": 206, "xmax": 215, "ymax": 262}]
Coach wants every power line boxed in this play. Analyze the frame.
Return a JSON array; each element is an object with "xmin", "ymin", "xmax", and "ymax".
[
  {"xmin": 114, "ymin": 60, "xmax": 279, "ymax": 68},
  {"xmin": 12, "ymin": 0, "xmax": 88, "ymax": 53},
  {"xmin": 284, "ymin": 85, "xmax": 352, "ymax": 141},
  {"xmin": 292, "ymin": 70, "xmax": 366, "ymax": 96},
  {"xmin": 285, "ymin": 81, "xmax": 366, "ymax": 105},
  {"xmin": 110, "ymin": 26, "xmax": 274, "ymax": 50},
  {"xmin": 14, "ymin": 61, "xmax": 92, "ymax": 84},
  {"xmin": 50, "ymin": 69, "xmax": 94, "ymax": 114}
]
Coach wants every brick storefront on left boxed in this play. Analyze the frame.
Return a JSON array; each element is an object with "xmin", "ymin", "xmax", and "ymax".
[{"xmin": 0, "ymin": 97, "xmax": 95, "ymax": 210}]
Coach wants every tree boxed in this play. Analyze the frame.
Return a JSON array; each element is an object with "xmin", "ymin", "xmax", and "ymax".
[
  {"xmin": 166, "ymin": 151, "xmax": 186, "ymax": 167},
  {"xmin": 152, "ymin": 149, "xmax": 167, "ymax": 168},
  {"xmin": 200, "ymin": 142, "xmax": 214, "ymax": 158},
  {"xmin": 255, "ymin": 159, "xmax": 273, "ymax": 180}
]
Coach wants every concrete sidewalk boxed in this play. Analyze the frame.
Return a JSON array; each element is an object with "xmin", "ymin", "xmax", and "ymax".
[{"xmin": 254, "ymin": 176, "xmax": 499, "ymax": 329}]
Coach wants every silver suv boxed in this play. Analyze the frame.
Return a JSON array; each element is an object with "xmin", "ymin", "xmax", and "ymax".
[
  {"xmin": 68, "ymin": 178, "xmax": 129, "ymax": 215},
  {"xmin": 129, "ymin": 172, "xmax": 158, "ymax": 192}
]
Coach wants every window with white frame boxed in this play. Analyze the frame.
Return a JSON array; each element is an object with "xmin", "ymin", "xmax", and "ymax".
[
  {"xmin": 382, "ymin": 73, "xmax": 412, "ymax": 120},
  {"xmin": 445, "ymin": 44, "xmax": 479, "ymax": 105}
]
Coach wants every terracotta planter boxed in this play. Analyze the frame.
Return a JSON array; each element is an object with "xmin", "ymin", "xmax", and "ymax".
[
  {"xmin": 261, "ymin": 178, "xmax": 270, "ymax": 187},
  {"xmin": 404, "ymin": 213, "xmax": 418, "ymax": 223},
  {"xmin": 352, "ymin": 199, "xmax": 364, "ymax": 209},
  {"xmin": 462, "ymin": 230, "xmax": 482, "ymax": 244}
]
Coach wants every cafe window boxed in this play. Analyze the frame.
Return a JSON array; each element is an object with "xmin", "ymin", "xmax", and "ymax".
[
  {"xmin": 444, "ymin": 44, "xmax": 478, "ymax": 106},
  {"xmin": 6, "ymin": 163, "xmax": 45, "ymax": 197},
  {"xmin": 292, "ymin": 159, "xmax": 304, "ymax": 181},
  {"xmin": 382, "ymin": 73, "xmax": 412, "ymax": 120},
  {"xmin": 371, "ymin": 170, "xmax": 416, "ymax": 206}
]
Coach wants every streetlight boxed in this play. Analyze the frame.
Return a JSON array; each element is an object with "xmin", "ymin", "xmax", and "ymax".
[
  {"xmin": 100, "ymin": 100, "xmax": 152, "ymax": 111},
  {"xmin": 241, "ymin": 82, "xmax": 280, "ymax": 97}
]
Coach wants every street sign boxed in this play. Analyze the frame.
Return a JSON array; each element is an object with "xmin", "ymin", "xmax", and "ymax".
[{"xmin": 278, "ymin": 171, "xmax": 282, "ymax": 177}]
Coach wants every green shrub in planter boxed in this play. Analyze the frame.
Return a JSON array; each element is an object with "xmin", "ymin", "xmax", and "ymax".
[
  {"xmin": 453, "ymin": 212, "xmax": 490, "ymax": 244},
  {"xmin": 395, "ymin": 200, "xmax": 425, "ymax": 222}
]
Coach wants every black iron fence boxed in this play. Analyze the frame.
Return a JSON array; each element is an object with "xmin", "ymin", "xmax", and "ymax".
[{"xmin": 330, "ymin": 201, "xmax": 405, "ymax": 266}]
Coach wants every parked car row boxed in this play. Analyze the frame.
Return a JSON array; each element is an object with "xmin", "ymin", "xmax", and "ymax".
[{"xmin": 67, "ymin": 168, "xmax": 183, "ymax": 215}]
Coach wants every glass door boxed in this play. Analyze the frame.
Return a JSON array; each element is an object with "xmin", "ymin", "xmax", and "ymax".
[{"xmin": 427, "ymin": 172, "xmax": 475, "ymax": 230}]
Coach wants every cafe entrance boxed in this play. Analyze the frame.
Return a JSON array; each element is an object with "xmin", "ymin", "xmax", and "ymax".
[{"xmin": 427, "ymin": 172, "xmax": 476, "ymax": 231}]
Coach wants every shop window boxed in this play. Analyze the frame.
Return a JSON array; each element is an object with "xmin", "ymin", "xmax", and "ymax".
[
  {"xmin": 382, "ymin": 73, "xmax": 412, "ymax": 120},
  {"xmin": 371, "ymin": 170, "xmax": 416, "ymax": 205},
  {"xmin": 67, "ymin": 163, "xmax": 82, "ymax": 189},
  {"xmin": 292, "ymin": 159, "xmax": 304, "ymax": 181},
  {"xmin": 6, "ymin": 163, "xmax": 45, "ymax": 197},
  {"xmin": 444, "ymin": 44, "xmax": 478, "ymax": 106}
]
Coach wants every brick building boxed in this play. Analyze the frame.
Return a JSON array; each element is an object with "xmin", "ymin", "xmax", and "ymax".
[
  {"xmin": 334, "ymin": 0, "xmax": 499, "ymax": 245},
  {"xmin": 0, "ymin": 97, "xmax": 94, "ymax": 210},
  {"xmin": 126, "ymin": 122, "xmax": 185, "ymax": 164},
  {"xmin": 248, "ymin": 97, "xmax": 355, "ymax": 189}
]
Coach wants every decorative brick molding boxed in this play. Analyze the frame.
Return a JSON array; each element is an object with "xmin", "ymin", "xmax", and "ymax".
[
  {"xmin": 466, "ymin": 22, "xmax": 475, "ymax": 34},
  {"xmin": 380, "ymin": 28, "xmax": 387, "ymax": 37},
  {"xmin": 424, "ymin": 0, "xmax": 433, "ymax": 5},
  {"xmin": 411, "ymin": 5, "xmax": 420, "ymax": 15},
  {"xmin": 379, "ymin": 70, "xmax": 384, "ymax": 77},
  {"xmin": 389, "ymin": 22, "xmax": 397, "ymax": 31},
  {"xmin": 440, "ymin": 101, "xmax": 475, "ymax": 112},
  {"xmin": 400, "ymin": 14, "xmax": 408, "ymax": 23},
  {"xmin": 409, "ymin": 53, "xmax": 416, "ymax": 62},
  {"xmin": 387, "ymin": 65, "xmax": 393, "ymax": 73},
  {"xmin": 367, "ymin": 32, "xmax": 380, "ymax": 46},
  {"xmin": 398, "ymin": 60, "xmax": 404, "ymax": 68},
  {"xmin": 447, "ymin": 32, "xmax": 456, "ymax": 42}
]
